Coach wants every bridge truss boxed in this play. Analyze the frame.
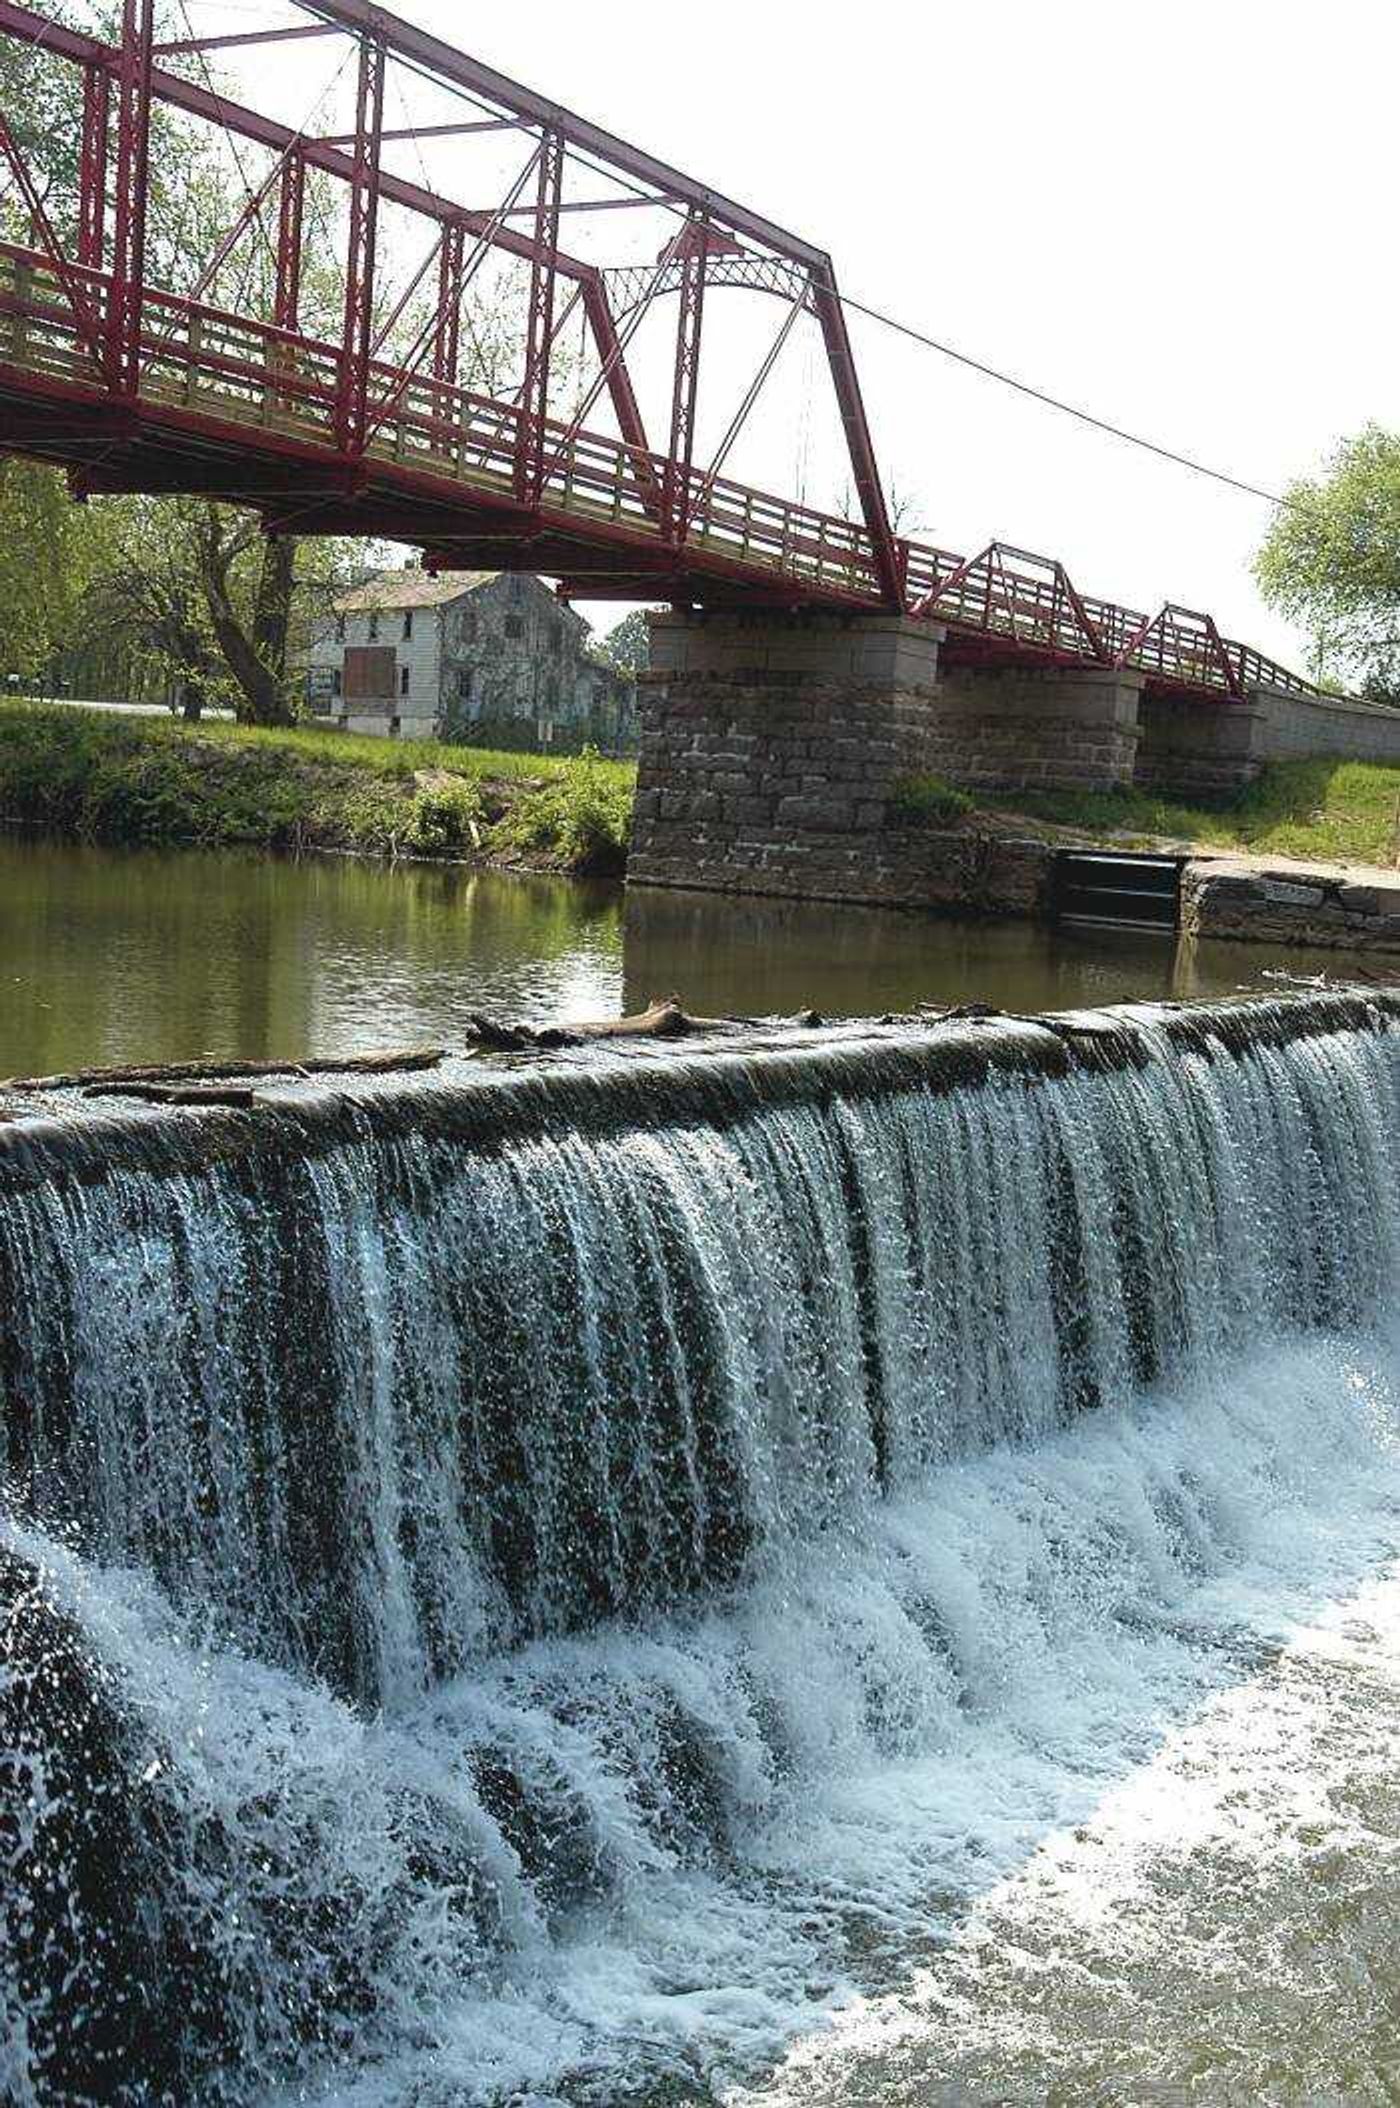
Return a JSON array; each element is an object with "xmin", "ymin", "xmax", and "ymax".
[{"xmin": 0, "ymin": 0, "xmax": 1311, "ymax": 702}]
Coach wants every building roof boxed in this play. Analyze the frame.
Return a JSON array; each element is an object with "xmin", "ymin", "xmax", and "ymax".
[{"xmin": 332, "ymin": 569, "xmax": 493, "ymax": 613}]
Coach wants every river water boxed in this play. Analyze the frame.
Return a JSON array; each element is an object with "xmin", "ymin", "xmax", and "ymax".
[
  {"xmin": 4, "ymin": 841, "xmax": 1400, "ymax": 2107},
  {"xmin": 0, "ymin": 835, "xmax": 1363, "ymax": 1074}
]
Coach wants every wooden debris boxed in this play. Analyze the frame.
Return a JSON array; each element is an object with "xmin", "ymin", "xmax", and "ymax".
[
  {"xmin": 86, "ymin": 1083, "xmax": 259, "ymax": 1109},
  {"xmin": 2, "ymin": 1048, "xmax": 447, "ymax": 1093},
  {"xmin": 462, "ymin": 996, "xmax": 734, "ymax": 1053},
  {"xmin": 917, "ymin": 1001, "xmax": 1122, "ymax": 1040}
]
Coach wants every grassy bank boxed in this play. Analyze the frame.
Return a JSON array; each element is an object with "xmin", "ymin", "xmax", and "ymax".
[
  {"xmin": 995, "ymin": 758, "xmax": 1400, "ymax": 866},
  {"xmin": 7, "ymin": 704, "xmax": 1399, "ymax": 883},
  {"xmin": 0, "ymin": 702, "xmax": 636, "ymax": 875},
  {"xmin": 898, "ymin": 758, "xmax": 1400, "ymax": 869}
]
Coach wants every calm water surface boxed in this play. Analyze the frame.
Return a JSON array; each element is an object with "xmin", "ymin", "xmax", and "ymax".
[{"xmin": 0, "ymin": 835, "xmax": 1364, "ymax": 1073}]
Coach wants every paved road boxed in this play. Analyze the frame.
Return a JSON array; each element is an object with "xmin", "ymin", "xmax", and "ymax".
[{"xmin": 11, "ymin": 694, "xmax": 234, "ymax": 720}]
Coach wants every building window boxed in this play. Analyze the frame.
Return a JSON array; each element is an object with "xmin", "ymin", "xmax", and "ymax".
[
  {"xmin": 456, "ymin": 667, "xmax": 473, "ymax": 700},
  {"xmin": 402, "ymin": 610, "xmax": 413, "ymax": 641},
  {"xmin": 400, "ymin": 665, "xmax": 410, "ymax": 697},
  {"xmin": 504, "ymin": 614, "xmax": 524, "ymax": 640},
  {"xmin": 367, "ymin": 612, "xmax": 380, "ymax": 641},
  {"xmin": 331, "ymin": 668, "xmax": 342, "ymax": 697},
  {"xmin": 334, "ymin": 613, "xmax": 345, "ymax": 643}
]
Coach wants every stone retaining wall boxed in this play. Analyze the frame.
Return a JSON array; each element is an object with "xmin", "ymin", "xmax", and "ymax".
[
  {"xmin": 1182, "ymin": 861, "xmax": 1400, "ymax": 953},
  {"xmin": 631, "ymin": 611, "xmax": 1400, "ymax": 948},
  {"xmin": 1139, "ymin": 686, "xmax": 1400, "ymax": 795}
]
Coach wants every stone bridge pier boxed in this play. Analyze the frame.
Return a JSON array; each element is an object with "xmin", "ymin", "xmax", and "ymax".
[
  {"xmin": 628, "ymin": 610, "xmax": 1400, "ymax": 908},
  {"xmin": 627, "ymin": 610, "xmax": 1143, "ymax": 906}
]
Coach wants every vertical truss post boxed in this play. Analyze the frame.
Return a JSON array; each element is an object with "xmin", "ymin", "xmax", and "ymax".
[
  {"xmin": 273, "ymin": 149, "xmax": 305, "ymax": 332},
  {"xmin": 336, "ymin": 29, "xmax": 386, "ymax": 454},
  {"xmin": 108, "ymin": 0, "xmax": 154, "ymax": 393},
  {"xmin": 810, "ymin": 257, "xmax": 903, "ymax": 608},
  {"xmin": 430, "ymin": 217, "xmax": 464, "ymax": 452},
  {"xmin": 78, "ymin": 61, "xmax": 109, "ymax": 271},
  {"xmin": 662, "ymin": 216, "xmax": 708, "ymax": 545},
  {"xmin": 432, "ymin": 218, "xmax": 465, "ymax": 385},
  {"xmin": 515, "ymin": 125, "xmax": 563, "ymax": 508}
]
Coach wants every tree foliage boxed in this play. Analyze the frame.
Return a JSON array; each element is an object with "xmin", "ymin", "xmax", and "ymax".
[
  {"xmin": 2, "ymin": 5, "xmax": 575, "ymax": 721},
  {"xmin": 75, "ymin": 497, "xmax": 357, "ymax": 723},
  {"xmin": 1255, "ymin": 426, "xmax": 1400, "ymax": 696},
  {"xmin": 0, "ymin": 462, "xmax": 98, "ymax": 679},
  {"xmin": 596, "ymin": 608, "xmax": 654, "ymax": 674}
]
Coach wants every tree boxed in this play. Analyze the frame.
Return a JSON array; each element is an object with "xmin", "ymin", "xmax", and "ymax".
[
  {"xmin": 0, "ymin": 461, "xmax": 99, "ymax": 681},
  {"xmin": 75, "ymin": 496, "xmax": 358, "ymax": 723},
  {"xmin": 596, "ymin": 608, "xmax": 655, "ymax": 675},
  {"xmin": 1255, "ymin": 425, "xmax": 1400, "ymax": 696}
]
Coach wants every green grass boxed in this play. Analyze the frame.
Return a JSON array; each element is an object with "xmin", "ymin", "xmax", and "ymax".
[
  {"xmin": 994, "ymin": 758, "xmax": 1400, "ymax": 868},
  {"xmin": 175, "ymin": 713, "xmax": 618, "ymax": 786},
  {"xmin": 889, "ymin": 772, "xmax": 977, "ymax": 825},
  {"xmin": 7, "ymin": 702, "xmax": 1399, "ymax": 880},
  {"xmin": 0, "ymin": 701, "xmax": 637, "ymax": 875}
]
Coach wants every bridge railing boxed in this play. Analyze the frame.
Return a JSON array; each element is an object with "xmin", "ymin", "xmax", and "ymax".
[
  {"xmin": 0, "ymin": 241, "xmax": 884, "ymax": 599},
  {"xmin": 0, "ymin": 242, "xmax": 108, "ymax": 388},
  {"xmin": 0, "ymin": 241, "xmax": 1316, "ymax": 699},
  {"xmin": 905, "ymin": 530, "xmax": 1316, "ymax": 699},
  {"xmin": 905, "ymin": 541, "xmax": 1112, "ymax": 666},
  {"xmin": 141, "ymin": 290, "xmax": 342, "ymax": 444}
]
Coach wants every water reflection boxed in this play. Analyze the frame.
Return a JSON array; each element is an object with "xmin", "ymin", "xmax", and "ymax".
[
  {"xmin": 0, "ymin": 835, "xmax": 1361, "ymax": 1075},
  {"xmin": 619, "ymin": 885, "xmax": 1308, "ymax": 1018},
  {"xmin": 0, "ymin": 839, "xmax": 620, "ymax": 1072}
]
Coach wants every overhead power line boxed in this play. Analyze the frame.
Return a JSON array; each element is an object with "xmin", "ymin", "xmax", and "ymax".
[{"xmin": 836, "ymin": 290, "xmax": 1295, "ymax": 511}]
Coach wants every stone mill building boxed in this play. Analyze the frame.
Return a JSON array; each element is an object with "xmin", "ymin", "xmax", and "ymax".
[{"xmin": 306, "ymin": 569, "xmax": 637, "ymax": 753}]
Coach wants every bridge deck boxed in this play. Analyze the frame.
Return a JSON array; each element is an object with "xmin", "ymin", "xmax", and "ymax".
[{"xmin": 0, "ymin": 241, "xmax": 1311, "ymax": 705}]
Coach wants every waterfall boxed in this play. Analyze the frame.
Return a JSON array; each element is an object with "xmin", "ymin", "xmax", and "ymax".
[{"xmin": 3, "ymin": 991, "xmax": 1400, "ymax": 2105}]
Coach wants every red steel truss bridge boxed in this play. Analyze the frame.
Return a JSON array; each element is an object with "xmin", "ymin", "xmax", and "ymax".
[{"xmin": 0, "ymin": 0, "xmax": 1311, "ymax": 703}]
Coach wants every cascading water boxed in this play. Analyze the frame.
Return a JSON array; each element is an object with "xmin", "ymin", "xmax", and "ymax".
[{"xmin": 2, "ymin": 991, "xmax": 1400, "ymax": 2105}]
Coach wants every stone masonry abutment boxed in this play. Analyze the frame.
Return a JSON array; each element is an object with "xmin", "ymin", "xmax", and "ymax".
[{"xmin": 627, "ymin": 610, "xmax": 1400, "ymax": 908}]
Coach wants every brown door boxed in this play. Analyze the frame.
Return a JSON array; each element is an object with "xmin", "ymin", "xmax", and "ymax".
[{"xmin": 343, "ymin": 645, "xmax": 397, "ymax": 700}]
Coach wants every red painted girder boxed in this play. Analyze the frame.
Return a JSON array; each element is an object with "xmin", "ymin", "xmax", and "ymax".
[
  {"xmin": 0, "ymin": 2, "xmax": 597, "ymax": 281},
  {"xmin": 77, "ymin": 64, "xmax": 108, "ymax": 269},
  {"xmin": 335, "ymin": 30, "xmax": 385, "ymax": 454},
  {"xmin": 153, "ymin": 24, "xmax": 341, "ymax": 55},
  {"xmin": 292, "ymin": 0, "xmax": 825, "ymax": 267},
  {"xmin": 809, "ymin": 259, "xmax": 902, "ymax": 610}
]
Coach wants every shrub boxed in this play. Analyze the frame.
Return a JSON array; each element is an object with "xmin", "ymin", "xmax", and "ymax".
[
  {"xmin": 491, "ymin": 747, "xmax": 633, "ymax": 874},
  {"xmin": 888, "ymin": 772, "xmax": 976, "ymax": 825}
]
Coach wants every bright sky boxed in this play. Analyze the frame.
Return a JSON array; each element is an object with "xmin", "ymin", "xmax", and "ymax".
[{"xmin": 189, "ymin": 0, "xmax": 1400, "ymax": 670}]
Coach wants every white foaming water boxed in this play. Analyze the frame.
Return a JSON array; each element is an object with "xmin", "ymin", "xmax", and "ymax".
[{"xmin": 2, "ymin": 996, "xmax": 1399, "ymax": 2103}]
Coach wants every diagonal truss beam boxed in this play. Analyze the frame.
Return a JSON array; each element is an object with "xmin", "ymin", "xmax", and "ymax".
[
  {"xmin": 809, "ymin": 258, "xmax": 902, "ymax": 608},
  {"xmin": 0, "ymin": 107, "xmax": 106, "ymax": 369},
  {"xmin": 0, "ymin": 2, "xmax": 598, "ymax": 284},
  {"xmin": 694, "ymin": 282, "xmax": 807, "ymax": 514},
  {"xmin": 364, "ymin": 145, "xmax": 543, "ymax": 447}
]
